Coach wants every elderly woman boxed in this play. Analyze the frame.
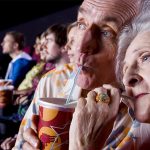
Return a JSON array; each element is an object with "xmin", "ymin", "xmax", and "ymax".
[
  {"xmin": 69, "ymin": 6, "xmax": 150, "ymax": 150},
  {"xmin": 116, "ymin": 7, "xmax": 150, "ymax": 123},
  {"xmin": 116, "ymin": 10, "xmax": 150, "ymax": 149}
]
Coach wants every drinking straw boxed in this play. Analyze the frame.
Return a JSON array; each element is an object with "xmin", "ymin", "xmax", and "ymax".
[
  {"xmin": 65, "ymin": 66, "xmax": 82, "ymax": 104},
  {"xmin": 65, "ymin": 100, "xmax": 78, "ymax": 106}
]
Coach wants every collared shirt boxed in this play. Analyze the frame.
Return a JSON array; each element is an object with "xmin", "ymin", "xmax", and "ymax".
[{"xmin": 13, "ymin": 63, "xmax": 150, "ymax": 150}]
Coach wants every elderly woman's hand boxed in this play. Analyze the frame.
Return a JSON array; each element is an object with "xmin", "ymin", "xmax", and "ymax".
[{"xmin": 69, "ymin": 84, "xmax": 120, "ymax": 150}]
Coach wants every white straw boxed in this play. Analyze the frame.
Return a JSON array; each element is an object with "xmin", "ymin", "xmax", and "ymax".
[
  {"xmin": 65, "ymin": 66, "xmax": 82, "ymax": 104},
  {"xmin": 65, "ymin": 100, "xmax": 77, "ymax": 106}
]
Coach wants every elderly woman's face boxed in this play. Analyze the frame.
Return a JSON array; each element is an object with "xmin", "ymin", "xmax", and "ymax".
[{"xmin": 123, "ymin": 32, "xmax": 150, "ymax": 123}]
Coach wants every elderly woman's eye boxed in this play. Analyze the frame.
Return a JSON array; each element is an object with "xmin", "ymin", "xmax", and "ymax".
[
  {"xmin": 142, "ymin": 55, "xmax": 150, "ymax": 62},
  {"xmin": 77, "ymin": 22, "xmax": 86, "ymax": 30}
]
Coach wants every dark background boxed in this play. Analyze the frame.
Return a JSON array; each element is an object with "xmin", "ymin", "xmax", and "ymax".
[
  {"xmin": 0, "ymin": 0, "xmax": 83, "ymax": 78},
  {"xmin": 0, "ymin": 0, "xmax": 83, "ymax": 31},
  {"xmin": 0, "ymin": 0, "xmax": 83, "ymax": 43}
]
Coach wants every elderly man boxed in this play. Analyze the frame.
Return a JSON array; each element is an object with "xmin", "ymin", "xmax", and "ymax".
[{"xmin": 13, "ymin": 0, "xmax": 141, "ymax": 149}]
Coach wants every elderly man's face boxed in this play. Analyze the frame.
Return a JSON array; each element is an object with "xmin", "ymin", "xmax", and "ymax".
[
  {"xmin": 74, "ymin": 0, "xmax": 138, "ymax": 90},
  {"xmin": 74, "ymin": 2, "xmax": 124, "ymax": 90}
]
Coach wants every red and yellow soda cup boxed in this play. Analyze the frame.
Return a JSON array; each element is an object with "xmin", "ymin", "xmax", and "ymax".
[{"xmin": 38, "ymin": 98, "xmax": 76, "ymax": 150}]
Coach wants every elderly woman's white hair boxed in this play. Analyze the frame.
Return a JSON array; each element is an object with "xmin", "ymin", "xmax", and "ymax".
[{"xmin": 116, "ymin": 1, "xmax": 150, "ymax": 89}]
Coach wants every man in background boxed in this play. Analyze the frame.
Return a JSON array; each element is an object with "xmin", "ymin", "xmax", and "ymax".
[{"xmin": 1, "ymin": 31, "xmax": 34, "ymax": 88}]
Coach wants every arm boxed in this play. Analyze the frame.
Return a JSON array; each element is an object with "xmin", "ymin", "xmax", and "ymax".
[
  {"xmin": 14, "ymin": 88, "xmax": 34, "ymax": 96},
  {"xmin": 69, "ymin": 84, "xmax": 120, "ymax": 150},
  {"xmin": 13, "ymin": 80, "xmax": 42, "ymax": 150}
]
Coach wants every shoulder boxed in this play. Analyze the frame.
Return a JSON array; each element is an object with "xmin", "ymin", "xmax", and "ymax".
[
  {"xmin": 13, "ymin": 58, "xmax": 35, "ymax": 69},
  {"xmin": 13, "ymin": 58, "xmax": 31, "ymax": 65},
  {"xmin": 42, "ymin": 63, "xmax": 74, "ymax": 79}
]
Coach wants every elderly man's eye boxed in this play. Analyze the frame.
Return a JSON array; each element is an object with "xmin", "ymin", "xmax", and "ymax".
[
  {"xmin": 101, "ymin": 30, "xmax": 113, "ymax": 37},
  {"xmin": 77, "ymin": 22, "xmax": 86, "ymax": 30}
]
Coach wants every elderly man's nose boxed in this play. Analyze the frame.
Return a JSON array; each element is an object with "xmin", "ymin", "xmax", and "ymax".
[
  {"xmin": 123, "ymin": 74, "xmax": 142, "ymax": 87},
  {"xmin": 77, "ymin": 25, "xmax": 100, "ymax": 54}
]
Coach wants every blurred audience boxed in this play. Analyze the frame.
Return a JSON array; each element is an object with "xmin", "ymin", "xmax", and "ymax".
[
  {"xmin": 32, "ymin": 33, "xmax": 41, "ymax": 62},
  {"xmin": 1, "ymin": 31, "xmax": 35, "ymax": 88},
  {"xmin": 42, "ymin": 24, "xmax": 69, "ymax": 66},
  {"xmin": 0, "ymin": 23, "xmax": 69, "ymax": 150}
]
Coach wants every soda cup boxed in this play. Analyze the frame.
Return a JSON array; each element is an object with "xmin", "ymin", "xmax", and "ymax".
[
  {"xmin": 0, "ymin": 85, "xmax": 14, "ymax": 106},
  {"xmin": 38, "ymin": 98, "xmax": 76, "ymax": 150}
]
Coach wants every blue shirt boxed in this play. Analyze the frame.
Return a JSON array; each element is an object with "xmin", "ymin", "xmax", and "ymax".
[
  {"xmin": 7, "ymin": 58, "xmax": 34, "ymax": 88},
  {"xmin": 5, "ymin": 52, "xmax": 34, "ymax": 88}
]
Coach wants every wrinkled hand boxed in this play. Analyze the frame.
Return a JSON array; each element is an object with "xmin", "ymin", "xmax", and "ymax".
[
  {"xmin": 22, "ymin": 115, "xmax": 41, "ymax": 150},
  {"xmin": 1, "ymin": 136, "xmax": 16, "ymax": 150},
  {"xmin": 69, "ymin": 84, "xmax": 120, "ymax": 150}
]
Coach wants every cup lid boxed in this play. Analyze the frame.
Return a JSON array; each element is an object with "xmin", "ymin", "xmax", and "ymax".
[
  {"xmin": 0, "ymin": 85, "xmax": 14, "ymax": 91},
  {"xmin": 38, "ymin": 98, "xmax": 76, "ymax": 110},
  {"xmin": 0, "ymin": 79, "xmax": 13, "ymax": 83}
]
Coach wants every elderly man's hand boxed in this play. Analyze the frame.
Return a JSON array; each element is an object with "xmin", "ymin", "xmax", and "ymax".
[
  {"xmin": 22, "ymin": 115, "xmax": 41, "ymax": 150},
  {"xmin": 69, "ymin": 84, "xmax": 120, "ymax": 150}
]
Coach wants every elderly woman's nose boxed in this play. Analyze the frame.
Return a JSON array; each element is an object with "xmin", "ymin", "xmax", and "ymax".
[{"xmin": 123, "ymin": 72, "xmax": 142, "ymax": 87}]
